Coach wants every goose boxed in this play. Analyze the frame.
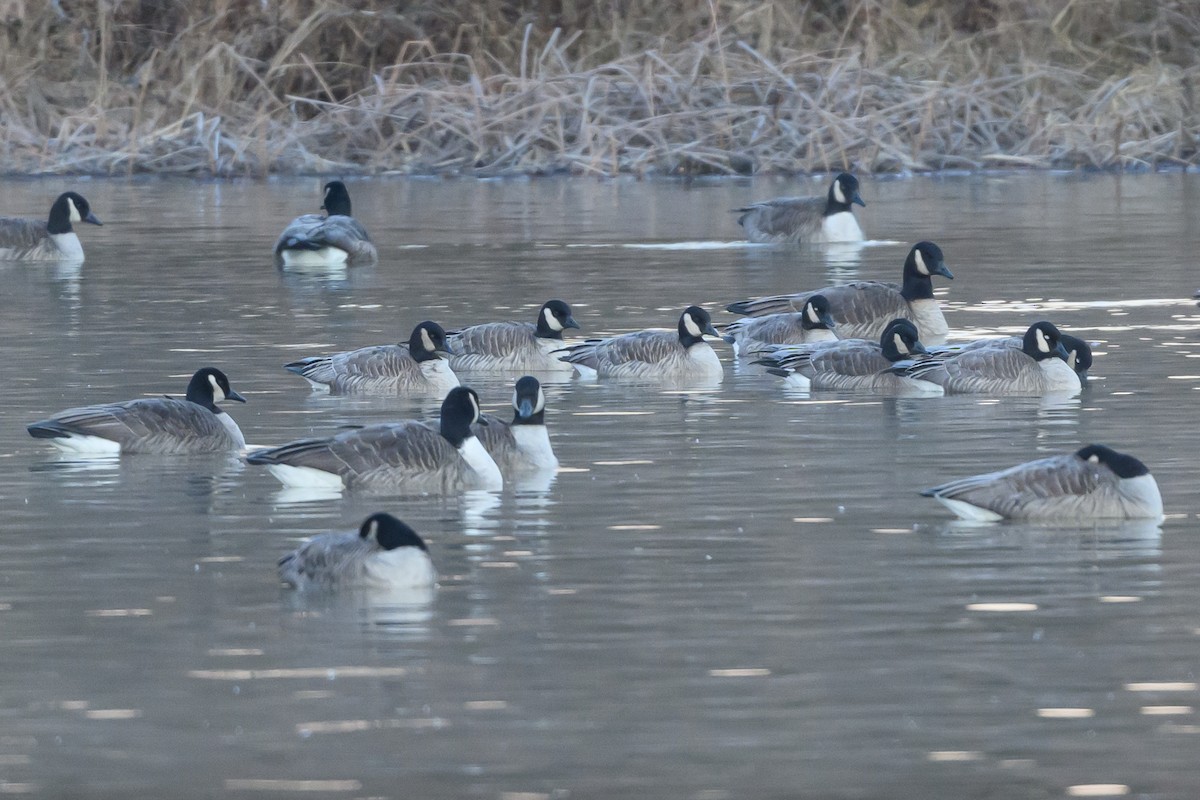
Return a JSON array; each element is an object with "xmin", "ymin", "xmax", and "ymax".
[
  {"xmin": 448, "ymin": 299, "xmax": 580, "ymax": 373},
  {"xmin": 734, "ymin": 172, "xmax": 865, "ymax": 244},
  {"xmin": 725, "ymin": 241, "xmax": 954, "ymax": 345},
  {"xmin": 27, "ymin": 367, "xmax": 246, "ymax": 455},
  {"xmin": 284, "ymin": 320, "xmax": 459, "ymax": 396},
  {"xmin": 754, "ymin": 318, "xmax": 941, "ymax": 394},
  {"xmin": 278, "ymin": 512, "xmax": 436, "ymax": 590},
  {"xmin": 721, "ymin": 294, "xmax": 838, "ymax": 358},
  {"xmin": 473, "ymin": 376, "xmax": 558, "ymax": 474},
  {"xmin": 273, "ymin": 181, "xmax": 377, "ymax": 267},
  {"xmin": 246, "ymin": 386, "xmax": 502, "ymax": 493},
  {"xmin": 930, "ymin": 333, "xmax": 1093, "ymax": 385},
  {"xmin": 921, "ymin": 444, "xmax": 1163, "ymax": 522},
  {"xmin": 557, "ymin": 305, "xmax": 724, "ymax": 382},
  {"xmin": 894, "ymin": 321, "xmax": 1081, "ymax": 395},
  {"xmin": 0, "ymin": 191, "xmax": 102, "ymax": 261}
]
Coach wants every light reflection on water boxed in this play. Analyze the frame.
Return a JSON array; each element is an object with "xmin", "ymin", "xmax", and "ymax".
[{"xmin": 1, "ymin": 174, "xmax": 1200, "ymax": 797}]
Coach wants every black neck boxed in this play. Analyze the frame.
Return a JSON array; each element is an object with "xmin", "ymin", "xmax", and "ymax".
[
  {"xmin": 47, "ymin": 196, "xmax": 74, "ymax": 235},
  {"xmin": 440, "ymin": 417, "xmax": 473, "ymax": 448},
  {"xmin": 900, "ymin": 268, "xmax": 935, "ymax": 302},
  {"xmin": 511, "ymin": 408, "xmax": 545, "ymax": 426},
  {"xmin": 534, "ymin": 316, "xmax": 563, "ymax": 340}
]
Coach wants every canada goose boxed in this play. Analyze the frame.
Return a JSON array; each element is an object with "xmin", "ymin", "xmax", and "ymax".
[
  {"xmin": 473, "ymin": 376, "xmax": 558, "ymax": 474},
  {"xmin": 246, "ymin": 386, "xmax": 502, "ymax": 493},
  {"xmin": 895, "ymin": 321, "xmax": 1081, "ymax": 395},
  {"xmin": 27, "ymin": 367, "xmax": 246, "ymax": 455},
  {"xmin": 284, "ymin": 320, "xmax": 459, "ymax": 396},
  {"xmin": 922, "ymin": 444, "xmax": 1163, "ymax": 522},
  {"xmin": 734, "ymin": 173, "xmax": 865, "ymax": 244},
  {"xmin": 447, "ymin": 299, "xmax": 580, "ymax": 373},
  {"xmin": 930, "ymin": 333, "xmax": 1093, "ymax": 386},
  {"xmin": 557, "ymin": 305, "xmax": 724, "ymax": 383},
  {"xmin": 278, "ymin": 512, "xmax": 436, "ymax": 590},
  {"xmin": 721, "ymin": 294, "xmax": 838, "ymax": 358},
  {"xmin": 273, "ymin": 181, "xmax": 377, "ymax": 266},
  {"xmin": 0, "ymin": 191, "xmax": 102, "ymax": 261},
  {"xmin": 725, "ymin": 241, "xmax": 954, "ymax": 345},
  {"xmin": 754, "ymin": 318, "xmax": 941, "ymax": 394}
]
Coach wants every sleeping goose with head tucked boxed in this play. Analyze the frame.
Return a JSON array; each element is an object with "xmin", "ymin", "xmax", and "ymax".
[
  {"xmin": 274, "ymin": 181, "xmax": 377, "ymax": 267},
  {"xmin": 278, "ymin": 512, "xmax": 437, "ymax": 591},
  {"xmin": 726, "ymin": 241, "xmax": 953, "ymax": 345}
]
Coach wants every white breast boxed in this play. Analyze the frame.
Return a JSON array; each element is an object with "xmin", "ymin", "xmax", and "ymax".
[
  {"xmin": 1038, "ymin": 358, "xmax": 1082, "ymax": 393},
  {"xmin": 280, "ymin": 247, "xmax": 349, "ymax": 266},
  {"xmin": 819, "ymin": 212, "xmax": 864, "ymax": 243},
  {"xmin": 419, "ymin": 359, "xmax": 461, "ymax": 392},
  {"xmin": 361, "ymin": 548, "xmax": 437, "ymax": 588},
  {"xmin": 908, "ymin": 299, "xmax": 949, "ymax": 345},
  {"xmin": 218, "ymin": 413, "xmax": 246, "ymax": 448},
  {"xmin": 50, "ymin": 232, "xmax": 85, "ymax": 261},
  {"xmin": 688, "ymin": 343, "xmax": 724, "ymax": 381},
  {"xmin": 457, "ymin": 436, "xmax": 503, "ymax": 490},
  {"xmin": 1117, "ymin": 474, "xmax": 1164, "ymax": 520},
  {"xmin": 512, "ymin": 425, "xmax": 558, "ymax": 470}
]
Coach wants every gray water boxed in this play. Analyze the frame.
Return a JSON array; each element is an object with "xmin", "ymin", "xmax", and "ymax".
[{"xmin": 2, "ymin": 173, "xmax": 1200, "ymax": 798}]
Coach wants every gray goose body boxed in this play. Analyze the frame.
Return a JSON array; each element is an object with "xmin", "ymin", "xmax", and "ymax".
[
  {"xmin": 27, "ymin": 368, "xmax": 246, "ymax": 455},
  {"xmin": 931, "ymin": 333, "xmax": 1093, "ymax": 384},
  {"xmin": 274, "ymin": 181, "xmax": 377, "ymax": 266},
  {"xmin": 0, "ymin": 192, "xmax": 102, "ymax": 261},
  {"xmin": 472, "ymin": 376, "xmax": 558, "ymax": 474},
  {"xmin": 722, "ymin": 294, "xmax": 838, "ymax": 357},
  {"xmin": 734, "ymin": 173, "xmax": 865, "ymax": 244},
  {"xmin": 922, "ymin": 445, "xmax": 1163, "ymax": 522},
  {"xmin": 285, "ymin": 321, "xmax": 458, "ymax": 396},
  {"xmin": 247, "ymin": 387, "xmax": 502, "ymax": 493},
  {"xmin": 448, "ymin": 300, "xmax": 579, "ymax": 373},
  {"xmin": 725, "ymin": 241, "xmax": 953, "ymax": 345},
  {"xmin": 754, "ymin": 318, "xmax": 940, "ymax": 394},
  {"xmin": 557, "ymin": 306, "xmax": 723, "ymax": 383},
  {"xmin": 898, "ymin": 322, "xmax": 1081, "ymax": 395},
  {"xmin": 279, "ymin": 513, "xmax": 436, "ymax": 590}
]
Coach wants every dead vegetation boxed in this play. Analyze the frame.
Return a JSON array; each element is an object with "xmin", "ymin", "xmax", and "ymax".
[{"xmin": 1, "ymin": 0, "xmax": 1198, "ymax": 176}]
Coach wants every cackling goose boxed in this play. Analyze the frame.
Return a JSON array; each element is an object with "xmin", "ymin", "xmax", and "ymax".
[
  {"xmin": 922, "ymin": 444, "xmax": 1163, "ymax": 522},
  {"xmin": 0, "ymin": 191, "xmax": 102, "ymax": 261},
  {"xmin": 557, "ymin": 305, "xmax": 724, "ymax": 383},
  {"xmin": 274, "ymin": 181, "xmax": 378, "ymax": 266},
  {"xmin": 734, "ymin": 172, "xmax": 865, "ymax": 244},
  {"xmin": 27, "ymin": 367, "xmax": 246, "ymax": 455},
  {"xmin": 722, "ymin": 294, "xmax": 838, "ymax": 358},
  {"xmin": 725, "ymin": 241, "xmax": 954, "ymax": 345},
  {"xmin": 246, "ymin": 386, "xmax": 502, "ymax": 493},
  {"xmin": 284, "ymin": 320, "xmax": 459, "ymax": 396},
  {"xmin": 278, "ymin": 512, "xmax": 436, "ymax": 590},
  {"xmin": 930, "ymin": 333, "xmax": 1092, "ymax": 386},
  {"xmin": 754, "ymin": 318, "xmax": 941, "ymax": 393},
  {"xmin": 473, "ymin": 376, "xmax": 558, "ymax": 474},
  {"xmin": 448, "ymin": 299, "xmax": 580, "ymax": 373},
  {"xmin": 895, "ymin": 321, "xmax": 1081, "ymax": 395}
]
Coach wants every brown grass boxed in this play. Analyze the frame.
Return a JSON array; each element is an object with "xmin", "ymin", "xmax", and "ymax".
[{"xmin": 1, "ymin": 0, "xmax": 1198, "ymax": 176}]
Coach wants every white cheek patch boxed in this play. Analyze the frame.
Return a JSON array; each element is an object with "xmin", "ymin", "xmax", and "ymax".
[
  {"xmin": 534, "ymin": 387, "xmax": 546, "ymax": 414},
  {"xmin": 208, "ymin": 373, "xmax": 225, "ymax": 401},
  {"xmin": 544, "ymin": 307, "xmax": 564, "ymax": 332},
  {"xmin": 469, "ymin": 394, "xmax": 481, "ymax": 423},
  {"xmin": 510, "ymin": 388, "xmax": 520, "ymax": 409},
  {"xmin": 684, "ymin": 314, "xmax": 703, "ymax": 338},
  {"xmin": 913, "ymin": 249, "xmax": 929, "ymax": 275},
  {"xmin": 1036, "ymin": 329, "xmax": 1051, "ymax": 353},
  {"xmin": 806, "ymin": 304, "xmax": 820, "ymax": 324},
  {"xmin": 1087, "ymin": 454, "xmax": 1100, "ymax": 464},
  {"xmin": 420, "ymin": 328, "xmax": 436, "ymax": 352},
  {"xmin": 894, "ymin": 333, "xmax": 909, "ymax": 355},
  {"xmin": 366, "ymin": 519, "xmax": 379, "ymax": 541},
  {"xmin": 67, "ymin": 197, "xmax": 81, "ymax": 223},
  {"xmin": 833, "ymin": 180, "xmax": 847, "ymax": 205},
  {"xmin": 1067, "ymin": 351, "xmax": 1077, "ymax": 369}
]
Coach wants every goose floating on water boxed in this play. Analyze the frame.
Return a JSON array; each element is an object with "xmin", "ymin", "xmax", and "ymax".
[
  {"xmin": 0, "ymin": 191, "xmax": 102, "ymax": 261},
  {"xmin": 734, "ymin": 172, "xmax": 865, "ymax": 244}
]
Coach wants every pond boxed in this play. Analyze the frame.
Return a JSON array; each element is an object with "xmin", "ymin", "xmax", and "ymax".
[{"xmin": 1, "ymin": 172, "xmax": 1199, "ymax": 798}]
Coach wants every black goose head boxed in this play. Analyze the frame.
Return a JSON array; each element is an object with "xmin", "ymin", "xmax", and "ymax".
[
  {"xmin": 440, "ymin": 386, "xmax": 486, "ymax": 447},
  {"xmin": 900, "ymin": 241, "xmax": 953, "ymax": 301},
  {"xmin": 510, "ymin": 375, "xmax": 546, "ymax": 426},
  {"xmin": 826, "ymin": 172, "xmax": 866, "ymax": 213},
  {"xmin": 185, "ymin": 368, "xmax": 247, "ymax": 413},
  {"xmin": 359, "ymin": 512, "xmax": 428, "ymax": 552},
  {"xmin": 879, "ymin": 319, "xmax": 929, "ymax": 362},
  {"xmin": 678, "ymin": 306, "xmax": 720, "ymax": 348},
  {"xmin": 1020, "ymin": 321, "xmax": 1070, "ymax": 362},
  {"xmin": 1059, "ymin": 334, "xmax": 1092, "ymax": 384},
  {"xmin": 800, "ymin": 294, "xmax": 837, "ymax": 332},
  {"xmin": 1074, "ymin": 444, "xmax": 1151, "ymax": 479},
  {"xmin": 47, "ymin": 192, "xmax": 102, "ymax": 235},
  {"xmin": 407, "ymin": 320, "xmax": 454, "ymax": 362},
  {"xmin": 320, "ymin": 181, "xmax": 353, "ymax": 217},
  {"xmin": 534, "ymin": 299, "xmax": 580, "ymax": 339}
]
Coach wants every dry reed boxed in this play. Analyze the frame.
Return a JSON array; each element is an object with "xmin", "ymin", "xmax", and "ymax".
[{"xmin": 0, "ymin": 0, "xmax": 1197, "ymax": 176}]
